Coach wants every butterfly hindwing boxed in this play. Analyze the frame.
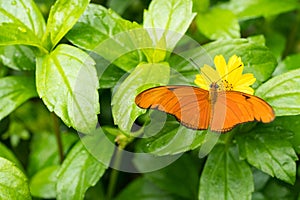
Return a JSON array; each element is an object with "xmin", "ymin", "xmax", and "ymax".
[{"xmin": 211, "ymin": 91, "xmax": 275, "ymax": 132}]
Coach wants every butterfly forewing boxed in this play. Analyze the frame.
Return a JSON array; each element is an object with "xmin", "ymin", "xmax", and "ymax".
[{"xmin": 135, "ymin": 86, "xmax": 211, "ymax": 130}]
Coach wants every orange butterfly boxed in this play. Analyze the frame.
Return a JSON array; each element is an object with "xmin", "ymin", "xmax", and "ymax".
[
  {"xmin": 135, "ymin": 55, "xmax": 275, "ymax": 133},
  {"xmin": 135, "ymin": 84, "xmax": 275, "ymax": 133}
]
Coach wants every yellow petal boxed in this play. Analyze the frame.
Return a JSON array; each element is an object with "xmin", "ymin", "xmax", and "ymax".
[
  {"xmin": 227, "ymin": 55, "xmax": 243, "ymax": 85},
  {"xmin": 234, "ymin": 85, "xmax": 254, "ymax": 95},
  {"xmin": 201, "ymin": 64, "xmax": 220, "ymax": 84},
  {"xmin": 194, "ymin": 74, "xmax": 209, "ymax": 90},
  {"xmin": 235, "ymin": 73, "xmax": 256, "ymax": 87},
  {"xmin": 214, "ymin": 55, "xmax": 227, "ymax": 77}
]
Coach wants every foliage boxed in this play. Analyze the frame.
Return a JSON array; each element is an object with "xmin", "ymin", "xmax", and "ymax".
[{"xmin": 0, "ymin": 0, "xmax": 300, "ymax": 199}]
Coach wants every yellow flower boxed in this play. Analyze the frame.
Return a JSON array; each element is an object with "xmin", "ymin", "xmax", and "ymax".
[{"xmin": 194, "ymin": 55, "xmax": 256, "ymax": 95}]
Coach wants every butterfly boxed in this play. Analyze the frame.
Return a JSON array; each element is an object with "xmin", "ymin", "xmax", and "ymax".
[{"xmin": 135, "ymin": 83, "xmax": 275, "ymax": 133}]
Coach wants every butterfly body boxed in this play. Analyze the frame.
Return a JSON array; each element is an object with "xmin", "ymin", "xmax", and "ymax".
[{"xmin": 135, "ymin": 85, "xmax": 275, "ymax": 133}]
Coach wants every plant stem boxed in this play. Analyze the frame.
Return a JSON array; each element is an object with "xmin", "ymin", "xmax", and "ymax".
[
  {"xmin": 51, "ymin": 113, "xmax": 64, "ymax": 163},
  {"xmin": 106, "ymin": 147, "xmax": 123, "ymax": 200}
]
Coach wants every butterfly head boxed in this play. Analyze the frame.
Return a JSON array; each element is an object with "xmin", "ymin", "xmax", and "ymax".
[{"xmin": 210, "ymin": 82, "xmax": 220, "ymax": 90}]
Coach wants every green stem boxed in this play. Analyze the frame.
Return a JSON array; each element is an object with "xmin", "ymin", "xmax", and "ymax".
[
  {"xmin": 51, "ymin": 113, "xmax": 64, "ymax": 163},
  {"xmin": 106, "ymin": 147, "xmax": 123, "ymax": 200}
]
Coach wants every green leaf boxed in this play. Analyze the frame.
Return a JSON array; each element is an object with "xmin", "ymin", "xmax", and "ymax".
[
  {"xmin": 236, "ymin": 127, "xmax": 298, "ymax": 184},
  {"xmin": 0, "ymin": 0, "xmax": 45, "ymax": 48},
  {"xmin": 90, "ymin": 52, "xmax": 126, "ymax": 89},
  {"xmin": 170, "ymin": 38, "xmax": 277, "ymax": 86},
  {"xmin": 263, "ymin": 179, "xmax": 299, "ymax": 199},
  {"xmin": 42, "ymin": 0, "xmax": 90, "ymax": 50},
  {"xmin": 143, "ymin": 0, "xmax": 196, "ymax": 49},
  {"xmin": 0, "ymin": 157, "xmax": 31, "ymax": 200},
  {"xmin": 2, "ymin": 120, "xmax": 30, "ymax": 147},
  {"xmin": 192, "ymin": 0, "xmax": 209, "ymax": 13},
  {"xmin": 0, "ymin": 76, "xmax": 37, "ymax": 121},
  {"xmin": 0, "ymin": 45, "xmax": 35, "ymax": 70},
  {"xmin": 219, "ymin": 0, "xmax": 299, "ymax": 20},
  {"xmin": 145, "ymin": 154, "xmax": 198, "ymax": 199},
  {"xmin": 112, "ymin": 62, "xmax": 170, "ymax": 132},
  {"xmin": 253, "ymin": 169, "xmax": 270, "ymax": 191},
  {"xmin": 36, "ymin": 44, "xmax": 99, "ymax": 133},
  {"xmin": 265, "ymin": 32, "xmax": 286, "ymax": 61},
  {"xmin": 84, "ymin": 181, "xmax": 105, "ymax": 200},
  {"xmin": 27, "ymin": 131, "xmax": 78, "ymax": 177},
  {"xmin": 268, "ymin": 115, "xmax": 300, "ymax": 153},
  {"xmin": 30, "ymin": 165, "xmax": 59, "ymax": 199},
  {"xmin": 115, "ymin": 177, "xmax": 181, "ymax": 200},
  {"xmin": 199, "ymin": 145, "xmax": 254, "ymax": 200},
  {"xmin": 67, "ymin": 4, "xmax": 139, "ymax": 51},
  {"xmin": 256, "ymin": 68, "xmax": 300, "ymax": 116},
  {"xmin": 67, "ymin": 4, "xmax": 142, "ymax": 72},
  {"xmin": 0, "ymin": 142, "xmax": 24, "ymax": 172},
  {"xmin": 11, "ymin": 100, "xmax": 53, "ymax": 134},
  {"xmin": 273, "ymin": 53, "xmax": 300, "ymax": 76},
  {"xmin": 80, "ymin": 127, "xmax": 115, "ymax": 168},
  {"xmin": 57, "ymin": 141, "xmax": 107, "ymax": 200},
  {"xmin": 195, "ymin": 8, "xmax": 240, "ymax": 40},
  {"xmin": 107, "ymin": 0, "xmax": 134, "ymax": 15},
  {"xmin": 137, "ymin": 120, "xmax": 206, "ymax": 155}
]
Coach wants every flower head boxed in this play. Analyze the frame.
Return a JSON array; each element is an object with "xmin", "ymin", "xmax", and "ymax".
[{"xmin": 194, "ymin": 55, "xmax": 256, "ymax": 94}]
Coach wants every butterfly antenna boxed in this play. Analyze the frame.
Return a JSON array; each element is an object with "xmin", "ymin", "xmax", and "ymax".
[
  {"xmin": 215, "ymin": 64, "xmax": 243, "ymax": 84},
  {"xmin": 189, "ymin": 58, "xmax": 213, "ymax": 83}
]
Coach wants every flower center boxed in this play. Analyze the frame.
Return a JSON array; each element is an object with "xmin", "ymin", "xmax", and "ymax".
[{"xmin": 221, "ymin": 79, "xmax": 233, "ymax": 91}]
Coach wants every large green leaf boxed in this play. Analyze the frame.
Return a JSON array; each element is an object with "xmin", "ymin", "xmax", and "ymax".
[
  {"xmin": 27, "ymin": 131, "xmax": 78, "ymax": 177},
  {"xmin": 107, "ymin": 0, "xmax": 134, "ymax": 15},
  {"xmin": 192, "ymin": 0, "xmax": 209, "ymax": 13},
  {"xmin": 263, "ymin": 178, "xmax": 299, "ymax": 199},
  {"xmin": 89, "ymin": 51, "xmax": 126, "ymax": 89},
  {"xmin": 268, "ymin": 115, "xmax": 300, "ymax": 153},
  {"xmin": 236, "ymin": 127, "xmax": 298, "ymax": 184},
  {"xmin": 115, "ymin": 177, "xmax": 181, "ymax": 200},
  {"xmin": 80, "ymin": 127, "xmax": 115, "ymax": 168},
  {"xmin": 219, "ymin": 0, "xmax": 299, "ymax": 20},
  {"xmin": 67, "ymin": 4, "xmax": 143, "ymax": 72},
  {"xmin": 0, "ymin": 0, "xmax": 45, "ymax": 48},
  {"xmin": 273, "ymin": 53, "xmax": 300, "ymax": 76},
  {"xmin": 42, "ymin": 0, "xmax": 90, "ymax": 50},
  {"xmin": 137, "ymin": 120, "xmax": 206, "ymax": 155},
  {"xmin": 195, "ymin": 7, "xmax": 240, "ymax": 40},
  {"xmin": 0, "ymin": 76, "xmax": 37, "ymax": 121},
  {"xmin": 0, "ymin": 45, "xmax": 35, "ymax": 70},
  {"xmin": 143, "ymin": 0, "xmax": 196, "ymax": 50},
  {"xmin": 67, "ymin": 4, "xmax": 139, "ymax": 51},
  {"xmin": 170, "ymin": 38, "xmax": 277, "ymax": 86},
  {"xmin": 0, "ymin": 142, "xmax": 24, "ymax": 171},
  {"xmin": 30, "ymin": 165, "xmax": 59, "ymax": 199},
  {"xmin": 57, "ymin": 141, "xmax": 107, "ymax": 200},
  {"xmin": 36, "ymin": 44, "xmax": 99, "ymax": 133},
  {"xmin": 112, "ymin": 62, "xmax": 170, "ymax": 132},
  {"xmin": 145, "ymin": 154, "xmax": 199, "ymax": 199},
  {"xmin": 256, "ymin": 68, "xmax": 300, "ymax": 116},
  {"xmin": 199, "ymin": 145, "xmax": 254, "ymax": 200},
  {"xmin": 0, "ymin": 157, "xmax": 31, "ymax": 200}
]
